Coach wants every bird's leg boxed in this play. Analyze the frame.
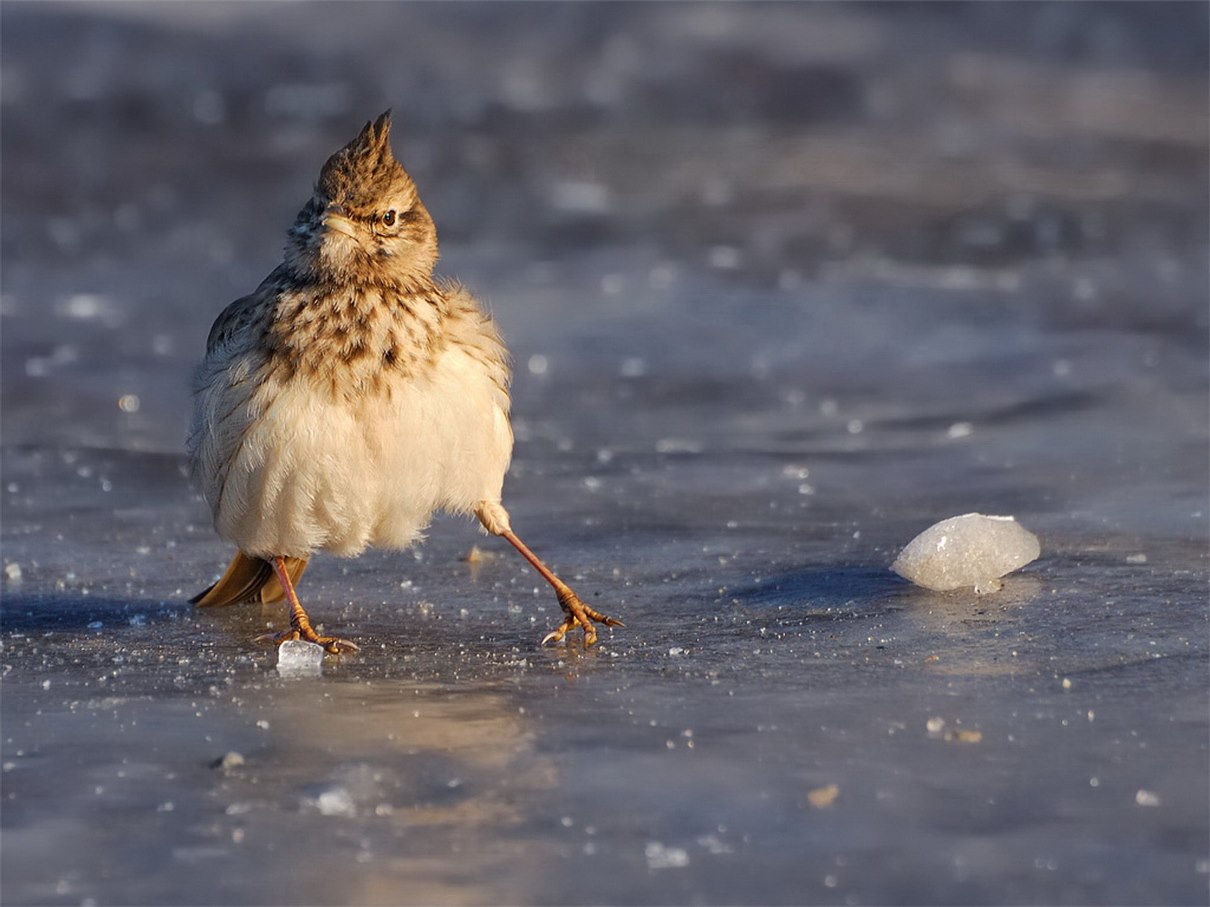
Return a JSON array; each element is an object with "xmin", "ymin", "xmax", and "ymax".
[
  {"xmin": 476, "ymin": 502, "xmax": 623, "ymax": 647},
  {"xmin": 502, "ymin": 530, "xmax": 624, "ymax": 647},
  {"xmin": 256, "ymin": 556, "xmax": 360, "ymax": 655}
]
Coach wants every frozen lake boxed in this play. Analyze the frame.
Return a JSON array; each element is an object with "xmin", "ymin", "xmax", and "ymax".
[{"xmin": 2, "ymin": 3, "xmax": 1207, "ymax": 904}]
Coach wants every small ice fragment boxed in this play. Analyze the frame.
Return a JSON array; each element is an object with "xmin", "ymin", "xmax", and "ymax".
[
  {"xmin": 313, "ymin": 786, "xmax": 357, "ymax": 817},
  {"xmin": 1135, "ymin": 789, "xmax": 1161, "ymax": 807},
  {"xmin": 807, "ymin": 784, "xmax": 840, "ymax": 809},
  {"xmin": 926, "ymin": 716, "xmax": 946, "ymax": 736},
  {"xmin": 891, "ymin": 513, "xmax": 1040, "ymax": 592},
  {"xmin": 63, "ymin": 293, "xmax": 108, "ymax": 320},
  {"xmin": 276, "ymin": 640, "xmax": 324, "ymax": 676},
  {"xmin": 211, "ymin": 752, "xmax": 245, "ymax": 772},
  {"xmin": 462, "ymin": 545, "xmax": 489, "ymax": 565},
  {"xmin": 696, "ymin": 834, "xmax": 733, "ymax": 854},
  {"xmin": 1125, "ymin": 553, "xmax": 1148, "ymax": 564},
  {"xmin": 4, "ymin": 563, "xmax": 22, "ymax": 582},
  {"xmin": 645, "ymin": 842, "xmax": 690, "ymax": 870}
]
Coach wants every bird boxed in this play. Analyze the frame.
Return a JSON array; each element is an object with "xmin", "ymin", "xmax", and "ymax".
[{"xmin": 186, "ymin": 111, "xmax": 622, "ymax": 653}]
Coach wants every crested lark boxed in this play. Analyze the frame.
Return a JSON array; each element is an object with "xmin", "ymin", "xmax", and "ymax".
[{"xmin": 187, "ymin": 112, "xmax": 622, "ymax": 653}]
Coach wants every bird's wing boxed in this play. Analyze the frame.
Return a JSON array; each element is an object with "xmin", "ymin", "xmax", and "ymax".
[{"xmin": 204, "ymin": 267, "xmax": 287, "ymax": 355}]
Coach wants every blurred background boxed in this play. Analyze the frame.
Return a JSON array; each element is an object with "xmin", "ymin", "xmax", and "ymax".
[
  {"xmin": 2, "ymin": 3, "xmax": 1207, "ymax": 905},
  {"xmin": 3, "ymin": 2, "xmax": 1206, "ymax": 454}
]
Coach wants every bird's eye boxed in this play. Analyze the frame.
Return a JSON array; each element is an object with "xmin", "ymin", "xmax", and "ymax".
[{"xmin": 382, "ymin": 210, "xmax": 396, "ymax": 227}]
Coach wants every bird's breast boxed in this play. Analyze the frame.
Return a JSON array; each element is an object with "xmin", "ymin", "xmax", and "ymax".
[{"xmin": 265, "ymin": 283, "xmax": 448, "ymax": 400}]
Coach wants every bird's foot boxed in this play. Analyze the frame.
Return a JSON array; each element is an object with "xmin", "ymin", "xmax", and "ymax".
[
  {"xmin": 541, "ymin": 586, "xmax": 624, "ymax": 648},
  {"xmin": 256, "ymin": 626, "xmax": 360, "ymax": 655}
]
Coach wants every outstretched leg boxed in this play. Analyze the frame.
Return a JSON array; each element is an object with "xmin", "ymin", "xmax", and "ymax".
[
  {"xmin": 257, "ymin": 556, "xmax": 360, "ymax": 655},
  {"xmin": 476, "ymin": 501, "xmax": 623, "ymax": 647}
]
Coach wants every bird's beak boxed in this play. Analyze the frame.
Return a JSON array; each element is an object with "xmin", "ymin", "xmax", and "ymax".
[{"xmin": 321, "ymin": 205, "xmax": 357, "ymax": 239}]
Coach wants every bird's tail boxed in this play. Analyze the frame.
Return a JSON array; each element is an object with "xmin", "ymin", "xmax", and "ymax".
[{"xmin": 191, "ymin": 551, "xmax": 309, "ymax": 606}]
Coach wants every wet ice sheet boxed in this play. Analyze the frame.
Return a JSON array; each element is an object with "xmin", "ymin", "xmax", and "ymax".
[
  {"xmin": 2, "ymin": 3, "xmax": 1208, "ymax": 906},
  {"xmin": 3, "ymin": 554, "xmax": 1207, "ymax": 905}
]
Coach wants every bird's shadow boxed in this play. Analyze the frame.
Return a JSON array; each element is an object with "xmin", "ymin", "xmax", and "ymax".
[{"xmin": 724, "ymin": 564, "xmax": 910, "ymax": 617}]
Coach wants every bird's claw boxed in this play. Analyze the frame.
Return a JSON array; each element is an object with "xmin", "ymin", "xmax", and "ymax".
[
  {"xmin": 541, "ymin": 621, "xmax": 577, "ymax": 646},
  {"xmin": 541, "ymin": 587, "xmax": 623, "ymax": 648}
]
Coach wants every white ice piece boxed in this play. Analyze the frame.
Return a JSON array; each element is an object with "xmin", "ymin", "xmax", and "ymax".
[
  {"xmin": 644, "ymin": 841, "xmax": 690, "ymax": 870},
  {"xmin": 276, "ymin": 639, "xmax": 324, "ymax": 675},
  {"xmin": 1135, "ymin": 789, "xmax": 1161, "ymax": 807},
  {"xmin": 892, "ymin": 513, "xmax": 1040, "ymax": 592},
  {"xmin": 314, "ymin": 786, "xmax": 357, "ymax": 817}
]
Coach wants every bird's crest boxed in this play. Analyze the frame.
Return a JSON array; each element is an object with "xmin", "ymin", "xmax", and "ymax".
[{"xmin": 317, "ymin": 110, "xmax": 414, "ymax": 211}]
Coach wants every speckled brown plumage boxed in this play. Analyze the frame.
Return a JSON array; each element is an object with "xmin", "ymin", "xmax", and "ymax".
[{"xmin": 187, "ymin": 111, "xmax": 621, "ymax": 653}]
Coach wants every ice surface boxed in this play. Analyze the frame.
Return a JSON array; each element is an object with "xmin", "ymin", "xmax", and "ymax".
[
  {"xmin": 1, "ymin": 4, "xmax": 1207, "ymax": 907},
  {"xmin": 275, "ymin": 639, "xmax": 324, "ymax": 676},
  {"xmin": 891, "ymin": 513, "xmax": 1041, "ymax": 593}
]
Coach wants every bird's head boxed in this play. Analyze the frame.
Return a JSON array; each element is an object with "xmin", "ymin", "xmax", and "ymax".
[{"xmin": 285, "ymin": 111, "xmax": 438, "ymax": 284}]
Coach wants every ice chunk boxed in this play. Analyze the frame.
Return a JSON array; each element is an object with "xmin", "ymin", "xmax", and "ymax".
[
  {"xmin": 276, "ymin": 639, "xmax": 324, "ymax": 676},
  {"xmin": 314, "ymin": 786, "xmax": 357, "ymax": 817},
  {"xmin": 1135, "ymin": 789, "xmax": 1161, "ymax": 807},
  {"xmin": 644, "ymin": 842, "xmax": 690, "ymax": 870},
  {"xmin": 892, "ymin": 513, "xmax": 1040, "ymax": 592},
  {"xmin": 806, "ymin": 784, "xmax": 840, "ymax": 809},
  {"xmin": 211, "ymin": 751, "xmax": 245, "ymax": 773}
]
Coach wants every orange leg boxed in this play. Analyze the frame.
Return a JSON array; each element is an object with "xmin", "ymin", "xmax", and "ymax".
[
  {"xmin": 499, "ymin": 529, "xmax": 623, "ymax": 648},
  {"xmin": 256, "ymin": 556, "xmax": 360, "ymax": 655}
]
